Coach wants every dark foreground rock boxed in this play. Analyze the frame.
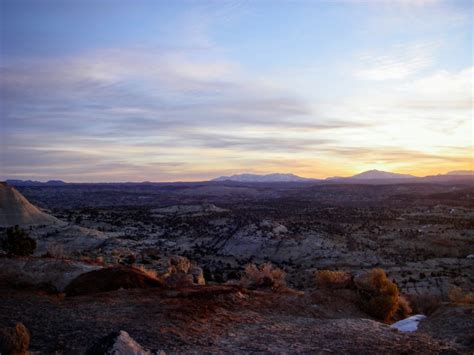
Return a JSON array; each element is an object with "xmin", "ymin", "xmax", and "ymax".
[
  {"xmin": 86, "ymin": 330, "xmax": 160, "ymax": 355},
  {"xmin": 0, "ymin": 285, "xmax": 470, "ymax": 354},
  {"xmin": 419, "ymin": 303, "xmax": 474, "ymax": 349},
  {"xmin": 64, "ymin": 266, "xmax": 162, "ymax": 297},
  {"xmin": 0, "ymin": 257, "xmax": 101, "ymax": 292}
]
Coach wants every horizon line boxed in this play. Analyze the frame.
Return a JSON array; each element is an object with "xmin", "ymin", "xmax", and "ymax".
[{"xmin": 2, "ymin": 168, "xmax": 473, "ymax": 184}]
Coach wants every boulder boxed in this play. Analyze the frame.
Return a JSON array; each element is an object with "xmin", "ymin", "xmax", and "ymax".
[
  {"xmin": 168, "ymin": 255, "xmax": 191, "ymax": 274},
  {"xmin": 85, "ymin": 330, "xmax": 162, "ymax": 355},
  {"xmin": 65, "ymin": 266, "xmax": 162, "ymax": 297},
  {"xmin": 0, "ymin": 257, "xmax": 101, "ymax": 292},
  {"xmin": 189, "ymin": 266, "xmax": 206, "ymax": 285}
]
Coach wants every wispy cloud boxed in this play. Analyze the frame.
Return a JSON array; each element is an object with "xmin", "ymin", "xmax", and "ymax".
[{"xmin": 354, "ymin": 41, "xmax": 441, "ymax": 80}]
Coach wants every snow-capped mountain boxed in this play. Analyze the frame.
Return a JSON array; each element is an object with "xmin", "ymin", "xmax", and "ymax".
[{"xmin": 212, "ymin": 173, "xmax": 316, "ymax": 182}]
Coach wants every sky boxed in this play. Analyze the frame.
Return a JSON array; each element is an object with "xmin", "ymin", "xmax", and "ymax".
[{"xmin": 0, "ymin": 0, "xmax": 472, "ymax": 182}]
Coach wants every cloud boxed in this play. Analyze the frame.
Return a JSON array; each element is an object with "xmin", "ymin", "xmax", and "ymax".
[
  {"xmin": 354, "ymin": 41, "xmax": 441, "ymax": 80},
  {"xmin": 1, "ymin": 44, "xmax": 471, "ymax": 181},
  {"xmin": 343, "ymin": 66, "xmax": 473, "ymax": 128},
  {"xmin": 319, "ymin": 145, "xmax": 471, "ymax": 163}
]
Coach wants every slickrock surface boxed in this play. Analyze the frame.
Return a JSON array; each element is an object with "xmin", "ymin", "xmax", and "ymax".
[
  {"xmin": 0, "ymin": 182, "xmax": 60, "ymax": 227},
  {"xmin": 0, "ymin": 285, "xmax": 468, "ymax": 354},
  {"xmin": 0, "ymin": 257, "xmax": 101, "ymax": 292}
]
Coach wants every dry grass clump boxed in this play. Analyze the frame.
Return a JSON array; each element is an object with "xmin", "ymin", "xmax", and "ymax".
[
  {"xmin": 407, "ymin": 294, "xmax": 441, "ymax": 315},
  {"xmin": 357, "ymin": 268, "xmax": 400, "ymax": 322},
  {"xmin": 240, "ymin": 262, "xmax": 286, "ymax": 291},
  {"xmin": 315, "ymin": 270, "xmax": 352, "ymax": 289},
  {"xmin": 133, "ymin": 264, "xmax": 158, "ymax": 280},
  {"xmin": 449, "ymin": 287, "xmax": 474, "ymax": 304},
  {"xmin": 396, "ymin": 295, "xmax": 412, "ymax": 318},
  {"xmin": 0, "ymin": 322, "xmax": 30, "ymax": 355},
  {"xmin": 44, "ymin": 243, "xmax": 65, "ymax": 258}
]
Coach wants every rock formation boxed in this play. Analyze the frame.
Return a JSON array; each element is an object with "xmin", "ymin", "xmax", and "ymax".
[
  {"xmin": 0, "ymin": 182, "xmax": 61, "ymax": 227},
  {"xmin": 85, "ymin": 330, "xmax": 161, "ymax": 355},
  {"xmin": 64, "ymin": 266, "xmax": 163, "ymax": 297}
]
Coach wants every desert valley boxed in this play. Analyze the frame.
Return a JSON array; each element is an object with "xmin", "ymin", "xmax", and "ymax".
[{"xmin": 0, "ymin": 170, "xmax": 473, "ymax": 354}]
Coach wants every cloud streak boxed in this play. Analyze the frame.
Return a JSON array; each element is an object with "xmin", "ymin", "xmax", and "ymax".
[{"xmin": 354, "ymin": 41, "xmax": 441, "ymax": 80}]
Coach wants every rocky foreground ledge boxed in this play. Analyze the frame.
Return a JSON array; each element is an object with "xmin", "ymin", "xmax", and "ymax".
[{"xmin": 1, "ymin": 282, "xmax": 472, "ymax": 354}]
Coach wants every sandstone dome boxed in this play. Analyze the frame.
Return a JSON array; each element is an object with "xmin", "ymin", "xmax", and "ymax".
[{"xmin": 0, "ymin": 182, "xmax": 61, "ymax": 227}]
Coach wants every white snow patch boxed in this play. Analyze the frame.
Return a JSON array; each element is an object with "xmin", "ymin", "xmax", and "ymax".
[{"xmin": 390, "ymin": 315, "xmax": 427, "ymax": 332}]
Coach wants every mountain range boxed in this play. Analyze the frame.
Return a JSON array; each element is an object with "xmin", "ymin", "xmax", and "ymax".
[
  {"xmin": 4, "ymin": 170, "xmax": 473, "ymax": 185},
  {"xmin": 212, "ymin": 173, "xmax": 315, "ymax": 182},
  {"xmin": 213, "ymin": 169, "xmax": 473, "ymax": 183},
  {"xmin": 5, "ymin": 179, "xmax": 67, "ymax": 186}
]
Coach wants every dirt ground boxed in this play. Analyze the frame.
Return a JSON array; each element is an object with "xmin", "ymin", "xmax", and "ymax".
[{"xmin": 0, "ymin": 285, "xmax": 470, "ymax": 354}]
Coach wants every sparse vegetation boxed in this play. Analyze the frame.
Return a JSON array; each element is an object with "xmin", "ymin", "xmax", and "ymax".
[
  {"xmin": 133, "ymin": 264, "xmax": 158, "ymax": 280},
  {"xmin": 448, "ymin": 287, "xmax": 474, "ymax": 304},
  {"xmin": 1, "ymin": 225, "xmax": 36, "ymax": 256},
  {"xmin": 315, "ymin": 270, "xmax": 352, "ymax": 289},
  {"xmin": 357, "ymin": 268, "xmax": 400, "ymax": 322},
  {"xmin": 396, "ymin": 295, "xmax": 412, "ymax": 318},
  {"xmin": 407, "ymin": 294, "xmax": 441, "ymax": 315},
  {"xmin": 240, "ymin": 262, "xmax": 286, "ymax": 291},
  {"xmin": 0, "ymin": 322, "xmax": 30, "ymax": 355},
  {"xmin": 44, "ymin": 243, "xmax": 65, "ymax": 258}
]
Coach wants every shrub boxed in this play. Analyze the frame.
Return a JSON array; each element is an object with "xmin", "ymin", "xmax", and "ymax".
[
  {"xmin": 0, "ymin": 322, "xmax": 30, "ymax": 355},
  {"xmin": 44, "ymin": 243, "xmax": 64, "ymax": 258},
  {"xmin": 397, "ymin": 295, "xmax": 412, "ymax": 318},
  {"xmin": 1, "ymin": 226, "xmax": 36, "ymax": 256},
  {"xmin": 133, "ymin": 264, "xmax": 158, "ymax": 280},
  {"xmin": 240, "ymin": 262, "xmax": 286, "ymax": 291},
  {"xmin": 163, "ymin": 273, "xmax": 194, "ymax": 288},
  {"xmin": 315, "ymin": 270, "xmax": 352, "ymax": 289},
  {"xmin": 449, "ymin": 287, "xmax": 474, "ymax": 304},
  {"xmin": 407, "ymin": 294, "xmax": 441, "ymax": 315},
  {"xmin": 357, "ymin": 268, "xmax": 400, "ymax": 322},
  {"xmin": 64, "ymin": 266, "xmax": 162, "ymax": 297}
]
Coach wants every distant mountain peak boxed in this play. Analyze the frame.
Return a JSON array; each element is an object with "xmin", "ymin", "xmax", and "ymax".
[
  {"xmin": 6, "ymin": 179, "xmax": 66, "ymax": 186},
  {"xmin": 446, "ymin": 170, "xmax": 474, "ymax": 176},
  {"xmin": 350, "ymin": 170, "xmax": 415, "ymax": 180},
  {"xmin": 212, "ymin": 173, "xmax": 315, "ymax": 182}
]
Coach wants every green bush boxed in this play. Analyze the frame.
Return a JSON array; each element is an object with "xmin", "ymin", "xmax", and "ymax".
[{"xmin": 2, "ymin": 226, "xmax": 37, "ymax": 256}]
